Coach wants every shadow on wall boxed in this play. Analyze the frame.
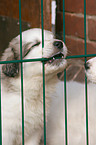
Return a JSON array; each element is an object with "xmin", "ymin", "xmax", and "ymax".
[{"xmin": 0, "ymin": 16, "xmax": 31, "ymax": 58}]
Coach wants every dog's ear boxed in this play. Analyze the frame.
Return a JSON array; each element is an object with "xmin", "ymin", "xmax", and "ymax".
[
  {"xmin": 2, "ymin": 47, "xmax": 19, "ymax": 77},
  {"xmin": 2, "ymin": 62, "xmax": 19, "ymax": 77}
]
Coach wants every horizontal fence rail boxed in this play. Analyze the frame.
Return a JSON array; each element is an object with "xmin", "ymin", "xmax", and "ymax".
[{"xmin": 0, "ymin": 53, "xmax": 96, "ymax": 64}]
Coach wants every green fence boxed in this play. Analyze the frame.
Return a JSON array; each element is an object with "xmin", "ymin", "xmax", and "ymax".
[{"xmin": 0, "ymin": 0, "xmax": 96, "ymax": 145}]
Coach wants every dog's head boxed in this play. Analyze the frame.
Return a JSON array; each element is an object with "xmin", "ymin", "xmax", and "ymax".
[
  {"xmin": 85, "ymin": 57, "xmax": 96, "ymax": 83},
  {"xmin": 1, "ymin": 28, "xmax": 67, "ymax": 78}
]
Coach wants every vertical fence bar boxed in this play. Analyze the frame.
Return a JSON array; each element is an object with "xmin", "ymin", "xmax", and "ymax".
[
  {"xmin": 63, "ymin": 0, "xmax": 68, "ymax": 145},
  {"xmin": 0, "ymin": 66, "xmax": 2, "ymax": 145},
  {"xmin": 41, "ymin": 0, "xmax": 46, "ymax": 145},
  {"xmin": 41, "ymin": 0, "xmax": 44, "ymax": 49},
  {"xmin": 19, "ymin": 0, "xmax": 25, "ymax": 145},
  {"xmin": 63, "ymin": 0, "xmax": 65, "ymax": 43},
  {"xmin": 84, "ymin": 0, "xmax": 89, "ymax": 145},
  {"xmin": 42, "ymin": 61, "xmax": 46, "ymax": 145},
  {"xmin": 64, "ymin": 70, "xmax": 68, "ymax": 145}
]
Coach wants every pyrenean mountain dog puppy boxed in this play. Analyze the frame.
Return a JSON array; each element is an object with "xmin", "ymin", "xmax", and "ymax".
[
  {"xmin": 47, "ymin": 58, "xmax": 96, "ymax": 145},
  {"xmin": 0, "ymin": 28, "xmax": 67, "ymax": 145}
]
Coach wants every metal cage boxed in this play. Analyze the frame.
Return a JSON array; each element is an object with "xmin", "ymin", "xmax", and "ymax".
[{"xmin": 0, "ymin": 0, "xmax": 96, "ymax": 145}]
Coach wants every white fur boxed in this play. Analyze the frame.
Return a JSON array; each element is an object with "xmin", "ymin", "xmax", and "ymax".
[
  {"xmin": 47, "ymin": 56, "xmax": 96, "ymax": 145},
  {"xmin": 86, "ymin": 57, "xmax": 96, "ymax": 83},
  {"xmin": 47, "ymin": 81, "xmax": 96, "ymax": 145},
  {"xmin": 1, "ymin": 28, "xmax": 67, "ymax": 145}
]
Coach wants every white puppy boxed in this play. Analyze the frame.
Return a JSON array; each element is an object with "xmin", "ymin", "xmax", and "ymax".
[
  {"xmin": 47, "ymin": 59, "xmax": 96, "ymax": 145},
  {"xmin": 0, "ymin": 28, "xmax": 67, "ymax": 145}
]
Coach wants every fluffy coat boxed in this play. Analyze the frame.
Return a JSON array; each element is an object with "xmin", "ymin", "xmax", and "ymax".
[
  {"xmin": 1, "ymin": 28, "xmax": 67, "ymax": 145},
  {"xmin": 47, "ymin": 81, "xmax": 96, "ymax": 145}
]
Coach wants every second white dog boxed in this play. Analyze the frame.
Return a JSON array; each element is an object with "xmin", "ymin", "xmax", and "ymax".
[
  {"xmin": 47, "ymin": 58, "xmax": 96, "ymax": 145},
  {"xmin": 85, "ymin": 57, "xmax": 96, "ymax": 83}
]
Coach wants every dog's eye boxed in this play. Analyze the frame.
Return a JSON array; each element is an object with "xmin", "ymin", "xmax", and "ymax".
[
  {"xmin": 24, "ymin": 41, "xmax": 41, "ymax": 57},
  {"xmin": 31, "ymin": 42, "xmax": 41, "ymax": 48}
]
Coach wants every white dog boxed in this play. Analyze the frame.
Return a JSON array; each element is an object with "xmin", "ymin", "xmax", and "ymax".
[
  {"xmin": 85, "ymin": 57, "xmax": 96, "ymax": 83},
  {"xmin": 47, "ymin": 58, "xmax": 96, "ymax": 145},
  {"xmin": 0, "ymin": 28, "xmax": 67, "ymax": 145}
]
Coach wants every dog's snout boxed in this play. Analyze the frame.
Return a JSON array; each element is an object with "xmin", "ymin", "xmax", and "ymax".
[
  {"xmin": 84, "ymin": 62, "xmax": 90, "ymax": 70},
  {"xmin": 53, "ymin": 41, "xmax": 63, "ymax": 50}
]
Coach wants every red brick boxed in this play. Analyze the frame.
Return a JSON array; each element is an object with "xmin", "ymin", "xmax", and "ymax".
[
  {"xmin": 88, "ymin": 19, "xmax": 96, "ymax": 41},
  {"xmin": 56, "ymin": 12, "xmax": 84, "ymax": 39},
  {"xmin": 65, "ymin": 0, "xmax": 84, "ymax": 13},
  {"xmin": 57, "ymin": 0, "xmax": 84, "ymax": 13},
  {"xmin": 65, "ymin": 37, "xmax": 85, "ymax": 56},
  {"xmin": 57, "ymin": 0, "xmax": 96, "ymax": 16},
  {"xmin": 87, "ymin": 41, "xmax": 96, "ymax": 55},
  {"xmin": 65, "ymin": 37, "xmax": 96, "ymax": 57},
  {"xmin": 86, "ymin": 0, "xmax": 96, "ymax": 15}
]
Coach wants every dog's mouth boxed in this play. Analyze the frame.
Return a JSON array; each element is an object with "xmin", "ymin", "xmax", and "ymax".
[{"xmin": 44, "ymin": 52, "xmax": 64, "ymax": 64}]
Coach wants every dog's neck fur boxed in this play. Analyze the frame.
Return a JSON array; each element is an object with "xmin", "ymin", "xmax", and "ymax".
[{"xmin": 2, "ymin": 73, "xmax": 58, "ymax": 99}]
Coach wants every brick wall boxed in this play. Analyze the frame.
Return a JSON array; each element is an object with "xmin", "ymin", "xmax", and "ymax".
[{"xmin": 56, "ymin": 0, "xmax": 96, "ymax": 57}]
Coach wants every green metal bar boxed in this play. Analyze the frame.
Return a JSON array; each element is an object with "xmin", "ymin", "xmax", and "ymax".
[
  {"xmin": 66, "ymin": 54, "xmax": 96, "ymax": 59},
  {"xmin": 84, "ymin": 0, "xmax": 89, "ymax": 145},
  {"xmin": 41, "ymin": 0, "xmax": 44, "ymax": 49},
  {"xmin": 19, "ymin": 0, "xmax": 24, "ymax": 145},
  {"xmin": 64, "ymin": 70, "xmax": 68, "ymax": 145},
  {"xmin": 0, "ymin": 66, "xmax": 2, "ymax": 145},
  {"xmin": 41, "ymin": 0, "xmax": 46, "ymax": 145},
  {"xmin": 42, "ymin": 61, "xmax": 46, "ymax": 145},
  {"xmin": 85, "ymin": 75, "xmax": 89, "ymax": 145},
  {"xmin": 0, "ymin": 53, "xmax": 96, "ymax": 65},
  {"xmin": 84, "ymin": 1, "xmax": 87, "ymax": 60},
  {"xmin": 63, "ymin": 0, "xmax": 65, "ymax": 43},
  {"xmin": 63, "ymin": 0, "xmax": 68, "ymax": 145}
]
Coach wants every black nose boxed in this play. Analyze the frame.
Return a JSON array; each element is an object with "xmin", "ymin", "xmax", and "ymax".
[
  {"xmin": 84, "ymin": 62, "xmax": 90, "ymax": 70},
  {"xmin": 53, "ymin": 41, "xmax": 63, "ymax": 49}
]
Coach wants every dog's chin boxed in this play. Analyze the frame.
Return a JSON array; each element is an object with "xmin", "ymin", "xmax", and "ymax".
[
  {"xmin": 47, "ymin": 59, "xmax": 66, "ymax": 66},
  {"xmin": 45, "ymin": 59, "xmax": 67, "ymax": 75},
  {"xmin": 44, "ymin": 50, "xmax": 67, "ymax": 67},
  {"xmin": 46, "ymin": 57, "xmax": 64, "ymax": 65}
]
